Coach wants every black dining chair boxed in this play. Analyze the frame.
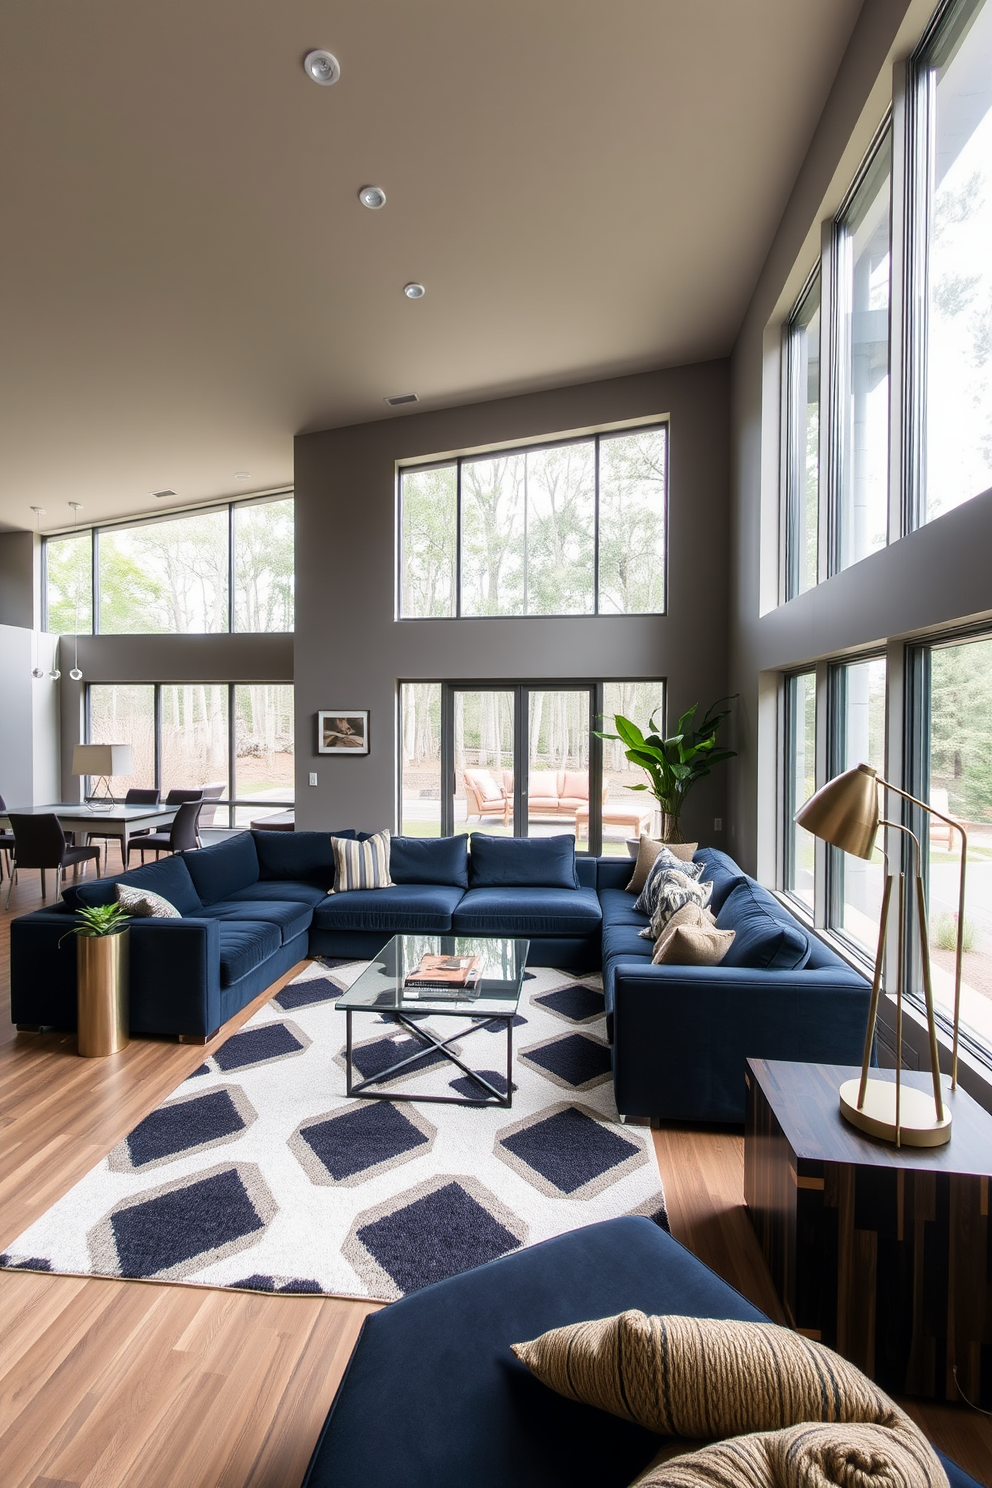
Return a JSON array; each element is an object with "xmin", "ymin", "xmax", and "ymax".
[
  {"xmin": 0, "ymin": 793, "xmax": 16, "ymax": 883},
  {"xmin": 86, "ymin": 787, "xmax": 161, "ymax": 868},
  {"xmin": 5, "ymin": 813, "xmax": 102, "ymax": 910},
  {"xmin": 125, "ymin": 800, "xmax": 203, "ymax": 865}
]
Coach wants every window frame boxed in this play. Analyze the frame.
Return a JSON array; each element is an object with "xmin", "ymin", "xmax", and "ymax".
[
  {"xmin": 84, "ymin": 680, "xmax": 295, "ymax": 828},
  {"xmin": 397, "ymin": 422, "xmax": 670, "ymax": 621},
  {"xmin": 783, "ymin": 265, "xmax": 823, "ymax": 601},
  {"xmin": 782, "ymin": 669, "xmax": 818, "ymax": 911},
  {"xmin": 43, "ymin": 491, "xmax": 294, "ymax": 636},
  {"xmin": 825, "ymin": 651, "xmax": 888, "ymax": 962}
]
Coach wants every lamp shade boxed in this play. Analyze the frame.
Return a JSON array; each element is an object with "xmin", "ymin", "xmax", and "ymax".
[
  {"xmin": 795, "ymin": 762, "xmax": 879, "ymax": 859},
  {"xmin": 71, "ymin": 743, "xmax": 134, "ymax": 777}
]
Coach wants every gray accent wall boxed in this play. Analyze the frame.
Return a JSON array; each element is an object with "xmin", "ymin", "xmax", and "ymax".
[
  {"xmin": 0, "ymin": 532, "xmax": 36, "ymax": 629},
  {"xmin": 294, "ymin": 361, "xmax": 731, "ymax": 841}
]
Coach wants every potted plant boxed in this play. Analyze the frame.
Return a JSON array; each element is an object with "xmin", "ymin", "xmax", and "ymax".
[
  {"xmin": 60, "ymin": 902, "xmax": 131, "ymax": 1057},
  {"xmin": 597, "ymin": 697, "xmax": 737, "ymax": 844}
]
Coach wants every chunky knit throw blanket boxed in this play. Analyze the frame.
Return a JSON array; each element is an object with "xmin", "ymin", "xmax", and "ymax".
[{"xmin": 512, "ymin": 1312, "xmax": 948, "ymax": 1488}]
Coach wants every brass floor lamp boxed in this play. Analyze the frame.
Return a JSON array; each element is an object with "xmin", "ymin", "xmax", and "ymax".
[{"xmin": 796, "ymin": 762, "xmax": 967, "ymax": 1147}]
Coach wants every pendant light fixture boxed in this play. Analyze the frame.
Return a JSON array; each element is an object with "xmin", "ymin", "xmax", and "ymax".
[{"xmin": 68, "ymin": 502, "xmax": 84, "ymax": 680}]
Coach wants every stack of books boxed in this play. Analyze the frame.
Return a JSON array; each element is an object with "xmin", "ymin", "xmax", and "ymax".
[{"xmin": 404, "ymin": 953, "xmax": 482, "ymax": 994}]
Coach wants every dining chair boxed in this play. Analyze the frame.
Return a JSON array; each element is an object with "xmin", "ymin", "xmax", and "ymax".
[
  {"xmin": 5, "ymin": 813, "xmax": 102, "ymax": 910},
  {"xmin": 125, "ymin": 800, "xmax": 203, "ymax": 865},
  {"xmin": 0, "ymin": 793, "xmax": 16, "ymax": 883},
  {"xmin": 85, "ymin": 787, "xmax": 161, "ymax": 868}
]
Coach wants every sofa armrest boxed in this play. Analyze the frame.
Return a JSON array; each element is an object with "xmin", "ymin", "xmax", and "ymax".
[
  {"xmin": 610, "ymin": 962, "xmax": 871, "ymax": 1122},
  {"xmin": 127, "ymin": 918, "xmax": 222, "ymax": 1038},
  {"xmin": 10, "ymin": 912, "xmax": 223, "ymax": 1040}
]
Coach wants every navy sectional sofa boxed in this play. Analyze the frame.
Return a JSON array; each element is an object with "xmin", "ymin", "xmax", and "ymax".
[{"xmin": 10, "ymin": 830, "xmax": 871, "ymax": 1121}]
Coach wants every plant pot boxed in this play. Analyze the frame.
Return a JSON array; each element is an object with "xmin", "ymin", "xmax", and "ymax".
[
  {"xmin": 77, "ymin": 929, "xmax": 129, "ymax": 1057},
  {"xmin": 658, "ymin": 813, "xmax": 686, "ymax": 844}
]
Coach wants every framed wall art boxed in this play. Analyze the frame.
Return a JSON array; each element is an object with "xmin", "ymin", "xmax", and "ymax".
[{"xmin": 317, "ymin": 711, "xmax": 369, "ymax": 754}]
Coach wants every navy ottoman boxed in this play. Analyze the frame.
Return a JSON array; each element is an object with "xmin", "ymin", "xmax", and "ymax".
[{"xmin": 299, "ymin": 1215, "xmax": 986, "ymax": 1488}]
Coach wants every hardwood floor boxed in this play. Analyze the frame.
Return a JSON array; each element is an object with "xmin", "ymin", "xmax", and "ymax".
[{"xmin": 2, "ymin": 855, "xmax": 989, "ymax": 1486}]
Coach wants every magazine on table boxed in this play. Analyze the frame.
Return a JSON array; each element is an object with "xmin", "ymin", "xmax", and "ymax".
[{"xmin": 404, "ymin": 953, "xmax": 482, "ymax": 991}]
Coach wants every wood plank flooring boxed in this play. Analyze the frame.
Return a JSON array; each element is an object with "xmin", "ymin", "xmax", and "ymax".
[{"xmin": 2, "ymin": 855, "xmax": 989, "ymax": 1486}]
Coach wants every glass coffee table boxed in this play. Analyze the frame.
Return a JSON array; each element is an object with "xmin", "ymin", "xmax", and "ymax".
[{"xmin": 336, "ymin": 935, "xmax": 529, "ymax": 1108}]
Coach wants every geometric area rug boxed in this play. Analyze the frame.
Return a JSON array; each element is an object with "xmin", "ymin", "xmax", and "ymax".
[{"xmin": 0, "ymin": 961, "xmax": 667, "ymax": 1302}]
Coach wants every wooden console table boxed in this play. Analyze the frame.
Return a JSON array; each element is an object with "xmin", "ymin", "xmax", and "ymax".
[{"xmin": 744, "ymin": 1058, "xmax": 991, "ymax": 1403}]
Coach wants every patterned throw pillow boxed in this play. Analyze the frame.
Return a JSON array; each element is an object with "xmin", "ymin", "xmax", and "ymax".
[
  {"xmin": 115, "ymin": 883, "xmax": 181, "ymax": 918},
  {"xmin": 327, "ymin": 828, "xmax": 393, "ymax": 894},
  {"xmin": 633, "ymin": 847, "xmax": 705, "ymax": 918},
  {"xmin": 638, "ymin": 869, "xmax": 712, "ymax": 939}
]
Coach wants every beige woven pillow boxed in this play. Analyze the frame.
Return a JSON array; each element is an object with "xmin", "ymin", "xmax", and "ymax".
[
  {"xmin": 649, "ymin": 900, "xmax": 712, "ymax": 960},
  {"xmin": 653, "ymin": 925, "xmax": 735, "ymax": 967},
  {"xmin": 115, "ymin": 883, "xmax": 181, "ymax": 918},
  {"xmin": 511, "ymin": 1312, "xmax": 946, "ymax": 1488},
  {"xmin": 626, "ymin": 837, "xmax": 698, "ymax": 894}
]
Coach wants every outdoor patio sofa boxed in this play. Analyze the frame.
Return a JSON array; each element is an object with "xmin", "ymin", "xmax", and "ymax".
[{"xmin": 9, "ymin": 830, "xmax": 870, "ymax": 1122}]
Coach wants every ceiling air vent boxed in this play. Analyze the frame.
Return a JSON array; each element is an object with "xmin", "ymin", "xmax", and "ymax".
[
  {"xmin": 384, "ymin": 393, "xmax": 419, "ymax": 407},
  {"xmin": 151, "ymin": 489, "xmax": 176, "ymax": 499}
]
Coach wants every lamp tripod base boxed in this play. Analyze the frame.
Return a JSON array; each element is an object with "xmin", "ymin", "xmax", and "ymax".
[{"xmin": 839, "ymin": 1077, "xmax": 952, "ymax": 1148}]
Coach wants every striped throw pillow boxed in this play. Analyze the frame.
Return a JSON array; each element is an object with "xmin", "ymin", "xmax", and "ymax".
[{"xmin": 327, "ymin": 829, "xmax": 393, "ymax": 894}]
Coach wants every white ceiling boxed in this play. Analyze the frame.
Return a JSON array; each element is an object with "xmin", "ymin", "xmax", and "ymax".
[{"xmin": 0, "ymin": 0, "xmax": 863, "ymax": 534}]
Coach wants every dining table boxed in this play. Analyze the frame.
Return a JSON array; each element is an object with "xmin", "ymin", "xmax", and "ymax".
[{"xmin": 0, "ymin": 801, "xmax": 179, "ymax": 882}]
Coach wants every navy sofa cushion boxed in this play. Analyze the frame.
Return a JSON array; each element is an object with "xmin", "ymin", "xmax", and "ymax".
[
  {"xmin": 692, "ymin": 847, "xmax": 746, "ymax": 912},
  {"xmin": 199, "ymin": 898, "xmax": 313, "ymax": 944},
  {"xmin": 469, "ymin": 833, "xmax": 579, "ymax": 890},
  {"xmin": 217, "ymin": 920, "xmax": 281, "ymax": 987},
  {"xmin": 311, "ymin": 884, "xmax": 465, "ymax": 934},
  {"xmin": 390, "ymin": 834, "xmax": 469, "ymax": 888},
  {"xmin": 301, "ymin": 1217, "xmax": 765, "ymax": 1488},
  {"xmin": 716, "ymin": 880, "xmax": 811, "ymax": 971},
  {"xmin": 183, "ymin": 832, "xmax": 260, "ymax": 905},
  {"xmin": 65, "ymin": 854, "xmax": 204, "ymax": 916},
  {"xmin": 597, "ymin": 887, "xmax": 650, "ymax": 931},
  {"xmin": 452, "ymin": 886, "xmax": 601, "ymax": 937},
  {"xmin": 251, "ymin": 829, "xmax": 356, "ymax": 888},
  {"xmin": 221, "ymin": 880, "xmax": 326, "ymax": 908}
]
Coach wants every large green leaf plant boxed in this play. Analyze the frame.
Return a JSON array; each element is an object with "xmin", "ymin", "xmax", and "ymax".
[{"xmin": 597, "ymin": 698, "xmax": 737, "ymax": 842}]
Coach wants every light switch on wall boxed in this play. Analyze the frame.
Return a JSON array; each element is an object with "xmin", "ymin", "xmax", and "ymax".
[
  {"xmin": 714, "ymin": 817, "xmax": 723, "ymax": 831},
  {"xmin": 309, "ymin": 772, "xmax": 318, "ymax": 786}
]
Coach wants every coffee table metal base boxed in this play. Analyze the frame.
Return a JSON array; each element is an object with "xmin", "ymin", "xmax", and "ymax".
[{"xmin": 345, "ymin": 1009, "xmax": 514, "ymax": 1108}]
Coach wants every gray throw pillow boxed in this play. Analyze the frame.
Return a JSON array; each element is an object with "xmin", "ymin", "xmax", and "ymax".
[
  {"xmin": 633, "ymin": 847, "xmax": 705, "ymax": 919},
  {"xmin": 115, "ymin": 883, "xmax": 181, "ymax": 918},
  {"xmin": 639, "ymin": 870, "xmax": 713, "ymax": 939}
]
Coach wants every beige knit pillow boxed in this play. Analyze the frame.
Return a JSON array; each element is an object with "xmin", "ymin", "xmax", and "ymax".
[
  {"xmin": 511, "ymin": 1312, "xmax": 946, "ymax": 1488},
  {"xmin": 649, "ymin": 900, "xmax": 712, "ymax": 960},
  {"xmin": 626, "ymin": 837, "xmax": 698, "ymax": 894},
  {"xmin": 653, "ymin": 925, "xmax": 735, "ymax": 967}
]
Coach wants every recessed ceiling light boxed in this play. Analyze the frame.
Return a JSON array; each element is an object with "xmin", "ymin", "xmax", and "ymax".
[
  {"xmin": 303, "ymin": 50, "xmax": 340, "ymax": 86},
  {"xmin": 235, "ymin": 471, "xmax": 251, "ymax": 480},
  {"xmin": 358, "ymin": 185, "xmax": 386, "ymax": 210},
  {"xmin": 151, "ymin": 489, "xmax": 176, "ymax": 499},
  {"xmin": 384, "ymin": 393, "xmax": 419, "ymax": 406},
  {"xmin": 403, "ymin": 283, "xmax": 426, "ymax": 300}
]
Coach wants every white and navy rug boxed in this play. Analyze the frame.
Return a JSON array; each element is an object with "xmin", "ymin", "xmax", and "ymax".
[{"xmin": 1, "ymin": 962, "xmax": 667, "ymax": 1301}]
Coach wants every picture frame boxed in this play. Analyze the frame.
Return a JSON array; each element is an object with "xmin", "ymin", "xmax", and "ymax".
[{"xmin": 317, "ymin": 711, "xmax": 369, "ymax": 755}]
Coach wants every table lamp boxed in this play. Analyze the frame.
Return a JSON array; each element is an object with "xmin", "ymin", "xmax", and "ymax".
[
  {"xmin": 796, "ymin": 762, "xmax": 967, "ymax": 1147},
  {"xmin": 71, "ymin": 744, "xmax": 133, "ymax": 813}
]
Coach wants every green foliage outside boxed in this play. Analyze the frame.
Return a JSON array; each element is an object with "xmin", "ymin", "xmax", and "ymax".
[
  {"xmin": 930, "ymin": 636, "xmax": 992, "ymax": 823},
  {"xmin": 45, "ymin": 498, "xmax": 293, "ymax": 636}
]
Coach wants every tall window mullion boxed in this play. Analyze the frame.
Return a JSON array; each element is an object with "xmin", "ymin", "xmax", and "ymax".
[
  {"xmin": 785, "ymin": 268, "xmax": 821, "ymax": 599},
  {"xmin": 783, "ymin": 671, "xmax": 817, "ymax": 910}
]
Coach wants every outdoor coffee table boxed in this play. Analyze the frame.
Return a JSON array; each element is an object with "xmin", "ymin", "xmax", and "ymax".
[{"xmin": 336, "ymin": 935, "xmax": 529, "ymax": 1108}]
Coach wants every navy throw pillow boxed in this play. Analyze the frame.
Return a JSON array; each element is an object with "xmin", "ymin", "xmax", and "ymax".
[
  {"xmin": 64, "ymin": 853, "xmax": 205, "ymax": 916},
  {"xmin": 716, "ymin": 881, "xmax": 811, "ymax": 971},
  {"xmin": 469, "ymin": 833, "xmax": 579, "ymax": 890},
  {"xmin": 390, "ymin": 835, "xmax": 469, "ymax": 888},
  {"xmin": 252, "ymin": 828, "xmax": 356, "ymax": 886},
  {"xmin": 183, "ymin": 831, "xmax": 259, "ymax": 905}
]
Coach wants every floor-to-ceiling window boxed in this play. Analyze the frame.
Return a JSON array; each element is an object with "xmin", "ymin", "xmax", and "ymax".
[{"xmin": 784, "ymin": 671, "xmax": 817, "ymax": 911}]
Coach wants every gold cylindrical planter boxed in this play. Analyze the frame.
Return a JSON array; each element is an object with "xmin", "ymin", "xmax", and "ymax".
[{"xmin": 77, "ymin": 930, "xmax": 129, "ymax": 1057}]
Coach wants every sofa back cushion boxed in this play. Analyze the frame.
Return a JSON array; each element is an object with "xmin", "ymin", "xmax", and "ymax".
[
  {"xmin": 469, "ymin": 833, "xmax": 579, "ymax": 890},
  {"xmin": 251, "ymin": 828, "xmax": 356, "ymax": 889},
  {"xmin": 64, "ymin": 853, "xmax": 204, "ymax": 915},
  {"xmin": 390, "ymin": 835, "xmax": 469, "ymax": 888},
  {"xmin": 183, "ymin": 832, "xmax": 259, "ymax": 905},
  {"xmin": 692, "ymin": 847, "xmax": 747, "ymax": 913},
  {"xmin": 716, "ymin": 880, "xmax": 811, "ymax": 971}
]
